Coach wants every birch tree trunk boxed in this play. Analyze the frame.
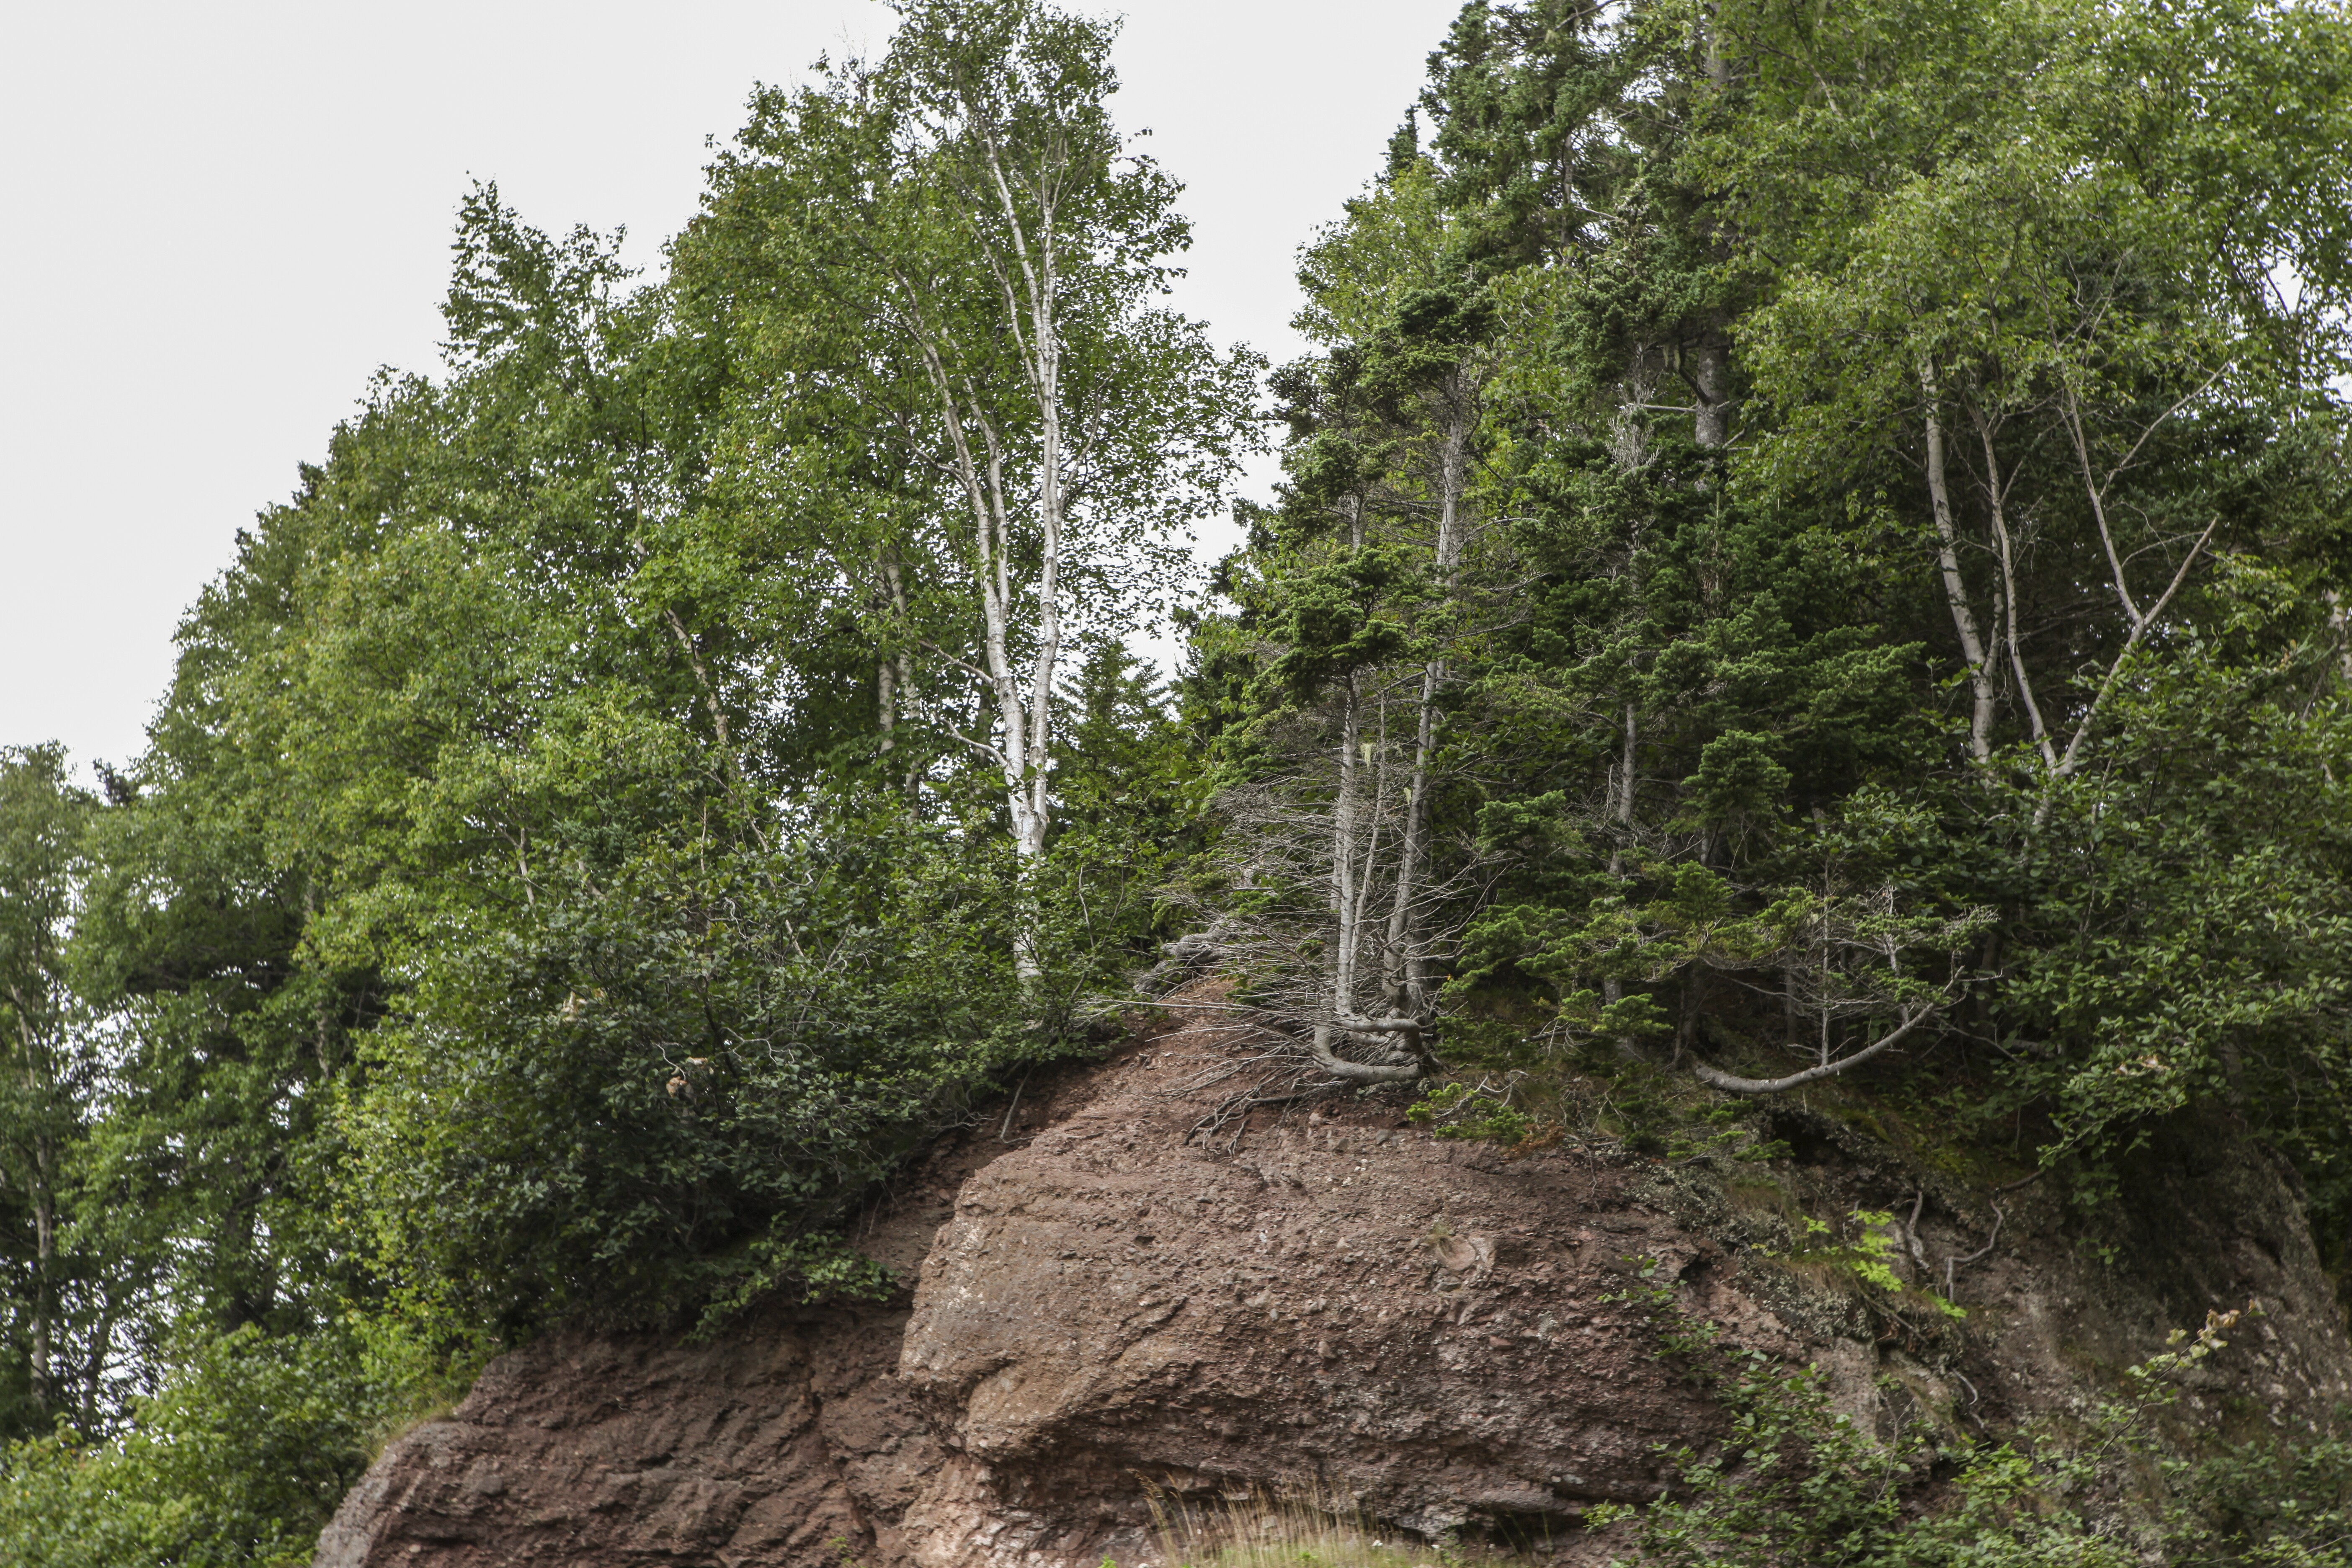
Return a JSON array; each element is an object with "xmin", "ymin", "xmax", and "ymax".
[
  {"xmin": 971, "ymin": 113, "xmax": 1065, "ymax": 876},
  {"xmin": 1920, "ymin": 366, "xmax": 1998, "ymax": 761},
  {"xmin": 31, "ymin": 1171, "xmax": 52, "ymax": 1414},
  {"xmin": 875, "ymin": 551, "xmax": 914, "ymax": 762},
  {"xmin": 876, "ymin": 96, "xmax": 1078, "ymax": 978},
  {"xmin": 1975, "ymin": 418, "xmax": 2056, "ymax": 766}
]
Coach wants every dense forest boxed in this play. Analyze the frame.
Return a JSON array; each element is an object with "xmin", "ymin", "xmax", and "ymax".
[{"xmin": 4, "ymin": 0, "xmax": 2351, "ymax": 1560}]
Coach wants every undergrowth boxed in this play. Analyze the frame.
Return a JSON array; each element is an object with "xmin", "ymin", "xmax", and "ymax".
[{"xmin": 1601, "ymin": 1265, "xmax": 2352, "ymax": 1565}]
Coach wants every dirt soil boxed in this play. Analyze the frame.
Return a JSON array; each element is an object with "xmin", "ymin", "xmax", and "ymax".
[{"xmin": 313, "ymin": 988, "xmax": 2352, "ymax": 1568}]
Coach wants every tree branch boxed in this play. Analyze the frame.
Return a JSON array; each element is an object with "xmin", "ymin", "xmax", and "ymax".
[
  {"xmin": 2061, "ymin": 362, "xmax": 2231, "ymax": 632},
  {"xmin": 1687, "ymin": 1007, "xmax": 1929, "ymax": 1095},
  {"xmin": 2049, "ymin": 513, "xmax": 2222, "ymax": 784},
  {"xmin": 1921, "ymin": 365, "xmax": 1996, "ymax": 761}
]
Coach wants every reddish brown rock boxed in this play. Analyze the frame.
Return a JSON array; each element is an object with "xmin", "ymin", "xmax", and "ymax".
[
  {"xmin": 311, "ymin": 1307, "xmax": 930, "ymax": 1567},
  {"xmin": 309, "ymin": 1130, "xmax": 993, "ymax": 1568},
  {"xmin": 892, "ymin": 1062, "xmax": 1724, "ymax": 1565},
  {"xmin": 315, "ymin": 993, "xmax": 2352, "ymax": 1568}
]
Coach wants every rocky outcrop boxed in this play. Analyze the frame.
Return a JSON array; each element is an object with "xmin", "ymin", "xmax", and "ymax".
[
  {"xmin": 315, "ymin": 992, "xmax": 2352, "ymax": 1567},
  {"xmin": 889, "ymin": 1064, "xmax": 1725, "ymax": 1565},
  {"xmin": 309, "ymin": 1308, "xmax": 933, "ymax": 1566}
]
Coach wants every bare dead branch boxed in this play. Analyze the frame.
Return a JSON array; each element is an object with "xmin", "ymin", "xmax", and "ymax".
[{"xmin": 1687, "ymin": 1007, "xmax": 1929, "ymax": 1095}]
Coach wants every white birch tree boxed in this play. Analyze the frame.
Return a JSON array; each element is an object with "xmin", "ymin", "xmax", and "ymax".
[{"xmin": 696, "ymin": 0, "xmax": 1257, "ymax": 936}]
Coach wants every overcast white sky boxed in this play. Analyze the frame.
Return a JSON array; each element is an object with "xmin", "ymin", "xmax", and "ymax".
[{"xmin": 0, "ymin": 0, "xmax": 1460, "ymax": 771}]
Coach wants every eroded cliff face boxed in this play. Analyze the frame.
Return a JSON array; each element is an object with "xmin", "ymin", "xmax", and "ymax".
[{"xmin": 315, "ymin": 993, "xmax": 2352, "ymax": 1567}]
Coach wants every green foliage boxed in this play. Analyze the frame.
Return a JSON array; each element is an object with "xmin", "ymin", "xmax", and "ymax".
[
  {"xmin": 347, "ymin": 803, "xmax": 1145, "ymax": 1336},
  {"xmin": 0, "ymin": 1326, "xmax": 373, "ymax": 1568},
  {"xmin": 1977, "ymin": 627, "xmax": 2352, "ymax": 1181},
  {"xmin": 0, "ymin": 747, "xmax": 130, "ymax": 1442},
  {"xmin": 2165, "ymin": 1427, "xmax": 2352, "ymax": 1566},
  {"xmin": 1406, "ymin": 1081, "xmax": 1532, "ymax": 1145},
  {"xmin": 1198, "ymin": 0, "xmax": 2352, "ymax": 1200},
  {"xmin": 6, "ymin": 0, "xmax": 2352, "ymax": 1557},
  {"xmin": 2, "ymin": 0, "xmax": 1228, "ymax": 1554},
  {"xmin": 675, "ymin": 0, "xmax": 1258, "ymax": 849},
  {"xmin": 1595, "ymin": 1298, "xmax": 2338, "ymax": 1566},
  {"xmin": 1764, "ymin": 1212, "xmax": 1963, "ymax": 1320}
]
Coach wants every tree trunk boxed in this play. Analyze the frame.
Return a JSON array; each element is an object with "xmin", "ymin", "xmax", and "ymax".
[
  {"xmin": 1603, "ymin": 702, "xmax": 1643, "ymax": 1063},
  {"xmin": 1382, "ymin": 401, "xmax": 1468, "ymax": 1012},
  {"xmin": 1328, "ymin": 674, "xmax": 1364, "ymax": 1030},
  {"xmin": 1976, "ymin": 418, "xmax": 2055, "ymax": 766},
  {"xmin": 29, "ymin": 1163, "xmax": 52, "ymax": 1414},
  {"xmin": 876, "ymin": 550, "xmax": 912, "ymax": 758},
  {"xmin": 1382, "ymin": 665, "xmax": 1439, "ymax": 1012},
  {"xmin": 1692, "ymin": 339, "xmax": 1733, "ymax": 450},
  {"xmin": 13, "ymin": 999, "xmax": 54, "ymax": 1414},
  {"xmin": 1921, "ymin": 366, "xmax": 1997, "ymax": 761},
  {"xmin": 971, "ymin": 101, "xmax": 1069, "ymax": 956}
]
